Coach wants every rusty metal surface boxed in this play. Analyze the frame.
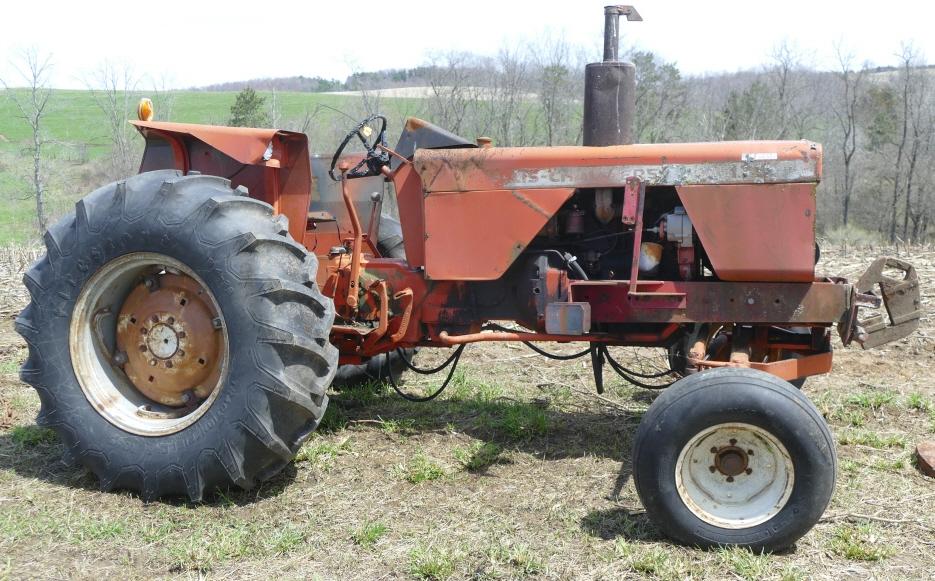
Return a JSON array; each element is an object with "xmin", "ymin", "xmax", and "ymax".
[
  {"xmin": 116, "ymin": 274, "xmax": 223, "ymax": 407},
  {"xmin": 602, "ymin": 5, "xmax": 642, "ymax": 61},
  {"xmin": 134, "ymin": 121, "xmax": 312, "ymax": 243},
  {"xmin": 390, "ymin": 117, "xmax": 476, "ymax": 170},
  {"xmin": 570, "ymin": 280, "xmax": 850, "ymax": 324},
  {"xmin": 677, "ymin": 183, "xmax": 817, "ymax": 282},
  {"xmin": 545, "ymin": 302, "xmax": 592, "ymax": 335},
  {"xmin": 133, "ymin": 120, "xmax": 291, "ymax": 165},
  {"xmin": 583, "ymin": 62, "xmax": 636, "ymax": 146},
  {"xmin": 853, "ymin": 257, "xmax": 922, "ymax": 349},
  {"xmin": 689, "ymin": 351, "xmax": 833, "ymax": 382},
  {"xmin": 338, "ymin": 163, "xmax": 365, "ymax": 313},
  {"xmin": 413, "ymin": 140, "xmax": 822, "ymax": 193},
  {"xmin": 423, "ymin": 188, "xmax": 575, "ymax": 280},
  {"xmin": 437, "ymin": 329, "xmax": 613, "ymax": 346}
]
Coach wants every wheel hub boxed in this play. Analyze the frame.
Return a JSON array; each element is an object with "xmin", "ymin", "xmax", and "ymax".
[
  {"xmin": 675, "ymin": 423, "xmax": 794, "ymax": 529},
  {"xmin": 116, "ymin": 273, "xmax": 223, "ymax": 407},
  {"xmin": 147, "ymin": 323, "xmax": 180, "ymax": 359},
  {"xmin": 713, "ymin": 444, "xmax": 750, "ymax": 477}
]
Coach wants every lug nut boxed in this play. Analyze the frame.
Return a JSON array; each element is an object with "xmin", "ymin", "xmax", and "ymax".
[
  {"xmin": 709, "ymin": 466, "xmax": 716, "ymax": 473},
  {"xmin": 726, "ymin": 476, "xmax": 734, "ymax": 482},
  {"xmin": 747, "ymin": 449, "xmax": 754, "ymax": 455},
  {"xmin": 745, "ymin": 468, "xmax": 753, "ymax": 475},
  {"xmin": 112, "ymin": 351, "xmax": 128, "ymax": 366},
  {"xmin": 729, "ymin": 438, "xmax": 737, "ymax": 445},
  {"xmin": 710, "ymin": 447, "xmax": 718, "ymax": 453}
]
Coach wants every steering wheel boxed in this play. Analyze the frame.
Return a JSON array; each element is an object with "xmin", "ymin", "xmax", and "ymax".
[{"xmin": 329, "ymin": 114, "xmax": 390, "ymax": 181}]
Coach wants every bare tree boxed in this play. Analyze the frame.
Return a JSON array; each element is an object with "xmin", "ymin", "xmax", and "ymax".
[
  {"xmin": 147, "ymin": 72, "xmax": 177, "ymax": 121},
  {"xmin": 487, "ymin": 46, "xmax": 533, "ymax": 146},
  {"xmin": 2, "ymin": 48, "xmax": 53, "ymax": 233},
  {"xmin": 86, "ymin": 61, "xmax": 140, "ymax": 178},
  {"xmin": 425, "ymin": 51, "xmax": 480, "ymax": 135},
  {"xmin": 901, "ymin": 58, "xmax": 933, "ymax": 240},
  {"xmin": 269, "ymin": 88, "xmax": 281, "ymax": 127},
  {"xmin": 631, "ymin": 51, "xmax": 687, "ymax": 143},
  {"xmin": 887, "ymin": 45, "xmax": 918, "ymax": 242},
  {"xmin": 831, "ymin": 45, "xmax": 866, "ymax": 226},
  {"xmin": 534, "ymin": 37, "xmax": 576, "ymax": 145}
]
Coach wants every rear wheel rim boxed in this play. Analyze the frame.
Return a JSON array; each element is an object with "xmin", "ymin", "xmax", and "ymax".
[
  {"xmin": 69, "ymin": 252, "xmax": 229, "ymax": 436},
  {"xmin": 675, "ymin": 422, "xmax": 794, "ymax": 529}
]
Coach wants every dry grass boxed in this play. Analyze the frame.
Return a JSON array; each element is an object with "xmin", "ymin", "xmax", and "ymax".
[{"xmin": 0, "ymin": 244, "xmax": 933, "ymax": 579}]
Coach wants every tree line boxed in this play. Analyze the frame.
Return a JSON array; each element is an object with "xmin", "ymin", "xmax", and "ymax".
[
  {"xmin": 232, "ymin": 40, "xmax": 935, "ymax": 242},
  {"xmin": 6, "ymin": 39, "xmax": 935, "ymax": 242}
]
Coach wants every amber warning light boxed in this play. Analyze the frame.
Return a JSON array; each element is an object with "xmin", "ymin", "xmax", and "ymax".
[{"xmin": 137, "ymin": 98, "xmax": 154, "ymax": 121}]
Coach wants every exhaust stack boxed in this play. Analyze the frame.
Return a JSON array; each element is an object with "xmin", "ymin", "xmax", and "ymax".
[{"xmin": 583, "ymin": 5, "xmax": 641, "ymax": 146}]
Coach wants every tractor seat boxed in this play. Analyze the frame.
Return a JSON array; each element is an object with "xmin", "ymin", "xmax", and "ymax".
[{"xmin": 391, "ymin": 117, "xmax": 477, "ymax": 169}]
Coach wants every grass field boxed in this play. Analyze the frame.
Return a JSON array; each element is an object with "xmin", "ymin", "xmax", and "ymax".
[
  {"xmin": 0, "ymin": 88, "xmax": 417, "ymax": 245},
  {"xmin": 0, "ymin": 245, "xmax": 933, "ymax": 580}
]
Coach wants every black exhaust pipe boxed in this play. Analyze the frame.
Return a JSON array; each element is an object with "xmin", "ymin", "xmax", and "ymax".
[{"xmin": 583, "ymin": 5, "xmax": 641, "ymax": 146}]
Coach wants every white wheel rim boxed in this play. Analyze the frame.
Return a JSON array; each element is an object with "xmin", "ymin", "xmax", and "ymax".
[
  {"xmin": 675, "ymin": 422, "xmax": 794, "ymax": 529},
  {"xmin": 69, "ymin": 253, "xmax": 229, "ymax": 436}
]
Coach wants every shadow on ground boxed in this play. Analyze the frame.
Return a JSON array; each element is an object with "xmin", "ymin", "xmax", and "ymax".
[
  {"xmin": 0, "ymin": 426, "xmax": 296, "ymax": 507},
  {"xmin": 580, "ymin": 508, "xmax": 662, "ymax": 542},
  {"xmin": 1, "ymin": 372, "xmax": 648, "ymax": 511}
]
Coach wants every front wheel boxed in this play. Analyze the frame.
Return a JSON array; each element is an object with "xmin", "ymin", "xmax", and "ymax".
[
  {"xmin": 16, "ymin": 171, "xmax": 338, "ymax": 501},
  {"xmin": 632, "ymin": 368, "xmax": 835, "ymax": 551}
]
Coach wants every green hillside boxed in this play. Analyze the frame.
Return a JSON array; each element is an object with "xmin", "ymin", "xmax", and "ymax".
[
  {"xmin": 0, "ymin": 89, "xmax": 416, "ymax": 156},
  {"xmin": 0, "ymin": 89, "xmax": 417, "ymax": 244}
]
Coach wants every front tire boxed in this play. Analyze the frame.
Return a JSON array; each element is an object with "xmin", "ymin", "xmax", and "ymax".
[
  {"xmin": 632, "ymin": 368, "xmax": 835, "ymax": 551},
  {"xmin": 15, "ymin": 170, "xmax": 338, "ymax": 501}
]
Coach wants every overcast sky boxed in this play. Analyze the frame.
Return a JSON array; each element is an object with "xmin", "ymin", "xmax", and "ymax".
[{"xmin": 2, "ymin": 0, "xmax": 934, "ymax": 90}]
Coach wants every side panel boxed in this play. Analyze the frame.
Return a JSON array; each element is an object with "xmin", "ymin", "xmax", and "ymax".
[
  {"xmin": 677, "ymin": 183, "xmax": 816, "ymax": 282},
  {"xmin": 423, "ymin": 188, "xmax": 574, "ymax": 280}
]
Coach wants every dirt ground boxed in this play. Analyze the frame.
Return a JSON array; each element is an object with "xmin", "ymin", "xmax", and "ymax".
[{"xmin": 1, "ymin": 245, "xmax": 933, "ymax": 580}]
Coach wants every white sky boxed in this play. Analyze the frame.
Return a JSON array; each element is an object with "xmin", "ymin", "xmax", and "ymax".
[{"xmin": 2, "ymin": 0, "xmax": 934, "ymax": 89}]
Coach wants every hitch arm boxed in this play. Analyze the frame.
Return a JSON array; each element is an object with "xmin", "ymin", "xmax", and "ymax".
[{"xmin": 843, "ymin": 257, "xmax": 922, "ymax": 349}]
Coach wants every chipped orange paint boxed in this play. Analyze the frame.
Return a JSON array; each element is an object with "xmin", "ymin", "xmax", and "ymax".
[
  {"xmin": 132, "ymin": 120, "xmax": 312, "ymax": 242},
  {"xmin": 414, "ymin": 140, "xmax": 822, "ymax": 192},
  {"xmin": 423, "ymin": 188, "xmax": 574, "ymax": 280},
  {"xmin": 676, "ymin": 183, "xmax": 818, "ymax": 282}
]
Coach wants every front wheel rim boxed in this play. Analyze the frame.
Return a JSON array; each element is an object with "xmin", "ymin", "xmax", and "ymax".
[
  {"xmin": 69, "ymin": 252, "xmax": 229, "ymax": 436},
  {"xmin": 675, "ymin": 422, "xmax": 794, "ymax": 529}
]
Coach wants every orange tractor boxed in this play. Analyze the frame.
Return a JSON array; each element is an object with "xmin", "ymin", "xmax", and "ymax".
[{"xmin": 16, "ymin": 6, "xmax": 920, "ymax": 551}]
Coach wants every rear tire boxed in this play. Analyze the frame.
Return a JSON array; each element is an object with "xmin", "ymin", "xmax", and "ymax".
[
  {"xmin": 15, "ymin": 170, "xmax": 338, "ymax": 501},
  {"xmin": 632, "ymin": 368, "xmax": 835, "ymax": 551}
]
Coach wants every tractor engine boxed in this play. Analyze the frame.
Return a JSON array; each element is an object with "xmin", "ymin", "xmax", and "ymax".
[{"xmin": 534, "ymin": 188, "xmax": 698, "ymax": 283}]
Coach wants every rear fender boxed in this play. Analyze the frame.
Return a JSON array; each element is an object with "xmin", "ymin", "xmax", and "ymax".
[{"xmin": 131, "ymin": 121, "xmax": 312, "ymax": 242}]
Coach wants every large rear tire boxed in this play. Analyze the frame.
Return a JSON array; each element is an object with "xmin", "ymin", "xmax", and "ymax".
[
  {"xmin": 15, "ymin": 170, "xmax": 338, "ymax": 501},
  {"xmin": 632, "ymin": 368, "xmax": 835, "ymax": 551}
]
